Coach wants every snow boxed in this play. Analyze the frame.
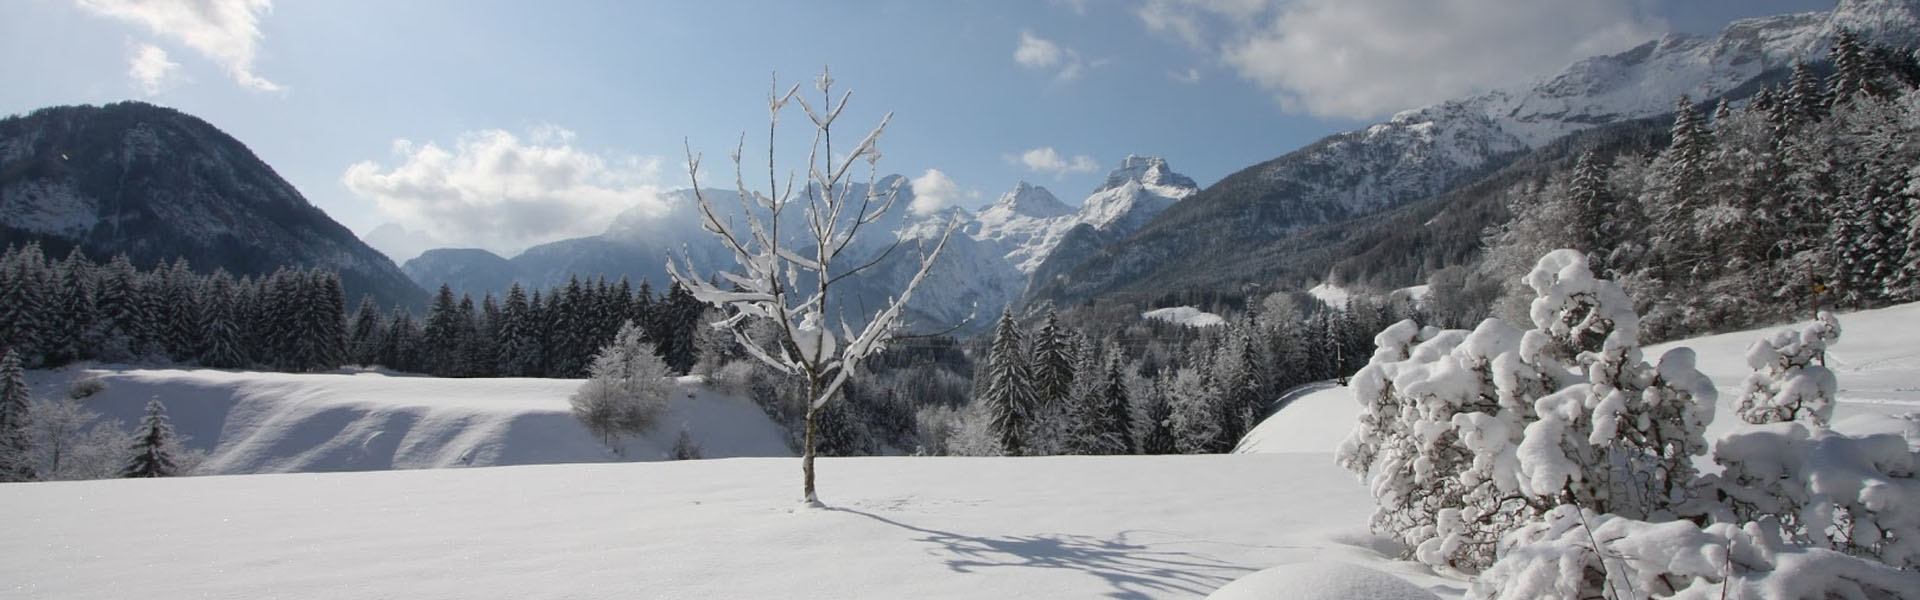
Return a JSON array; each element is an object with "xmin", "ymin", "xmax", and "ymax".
[
  {"xmin": 1206, "ymin": 561, "xmax": 1441, "ymax": 600},
  {"xmin": 22, "ymin": 368, "xmax": 792, "ymax": 474},
  {"xmin": 1144, "ymin": 306, "xmax": 1226, "ymax": 328},
  {"xmin": 0, "ymin": 454, "xmax": 1460, "ymax": 599},
  {"xmin": 1307, "ymin": 283, "xmax": 1352, "ymax": 309},
  {"xmin": 971, "ymin": 158, "xmax": 1197, "ymax": 274}
]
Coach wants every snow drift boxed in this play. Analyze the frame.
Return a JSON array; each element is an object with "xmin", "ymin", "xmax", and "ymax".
[{"xmin": 25, "ymin": 368, "xmax": 792, "ymax": 475}]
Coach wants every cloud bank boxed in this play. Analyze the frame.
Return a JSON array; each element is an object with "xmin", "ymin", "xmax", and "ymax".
[
  {"xmin": 343, "ymin": 126, "xmax": 667, "ymax": 258},
  {"xmin": 1137, "ymin": 0, "xmax": 1665, "ymax": 119}
]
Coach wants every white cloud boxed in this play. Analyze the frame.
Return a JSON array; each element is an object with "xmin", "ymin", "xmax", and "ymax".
[
  {"xmin": 1014, "ymin": 30, "xmax": 1086, "ymax": 81},
  {"xmin": 76, "ymin": 0, "xmax": 281, "ymax": 92},
  {"xmin": 908, "ymin": 169, "xmax": 963, "ymax": 216},
  {"xmin": 126, "ymin": 43, "xmax": 182, "ymax": 95},
  {"xmin": 1139, "ymin": 0, "xmax": 1665, "ymax": 120},
  {"xmin": 1137, "ymin": 1, "xmax": 1207, "ymax": 48},
  {"xmin": 342, "ymin": 126, "xmax": 668, "ymax": 257},
  {"xmin": 1171, "ymin": 67, "xmax": 1202, "ymax": 84},
  {"xmin": 1006, "ymin": 147, "xmax": 1099, "ymax": 178}
]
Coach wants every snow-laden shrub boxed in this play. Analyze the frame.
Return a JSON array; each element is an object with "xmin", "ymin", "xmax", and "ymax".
[
  {"xmin": 1340, "ymin": 250, "xmax": 1717, "ymax": 573},
  {"xmin": 1734, "ymin": 311, "xmax": 1840, "ymax": 427},
  {"xmin": 1708, "ymin": 422, "xmax": 1920, "ymax": 569},
  {"xmin": 570, "ymin": 321, "xmax": 672, "ymax": 454},
  {"xmin": 1475, "ymin": 506, "xmax": 1920, "ymax": 600}
]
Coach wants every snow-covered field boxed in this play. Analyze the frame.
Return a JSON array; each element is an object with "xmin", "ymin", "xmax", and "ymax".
[
  {"xmin": 2, "ymin": 303, "xmax": 1914, "ymax": 599},
  {"xmin": 0, "ymin": 454, "xmax": 1454, "ymax": 599},
  {"xmin": 22, "ymin": 369, "xmax": 792, "ymax": 474},
  {"xmin": 1144, "ymin": 306, "xmax": 1226, "ymax": 328}
]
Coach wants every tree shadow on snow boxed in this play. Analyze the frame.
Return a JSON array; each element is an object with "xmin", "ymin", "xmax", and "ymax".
[{"xmin": 828, "ymin": 507, "xmax": 1261, "ymax": 599}]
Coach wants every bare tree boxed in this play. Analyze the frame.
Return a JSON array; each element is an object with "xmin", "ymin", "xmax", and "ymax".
[{"xmin": 668, "ymin": 68, "xmax": 956, "ymax": 505}]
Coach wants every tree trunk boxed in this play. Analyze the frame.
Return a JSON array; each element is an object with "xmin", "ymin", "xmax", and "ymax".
[{"xmin": 802, "ymin": 403, "xmax": 819, "ymax": 505}]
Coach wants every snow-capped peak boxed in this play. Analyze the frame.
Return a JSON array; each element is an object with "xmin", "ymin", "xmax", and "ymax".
[
  {"xmin": 1098, "ymin": 155, "xmax": 1197, "ymax": 193},
  {"xmin": 985, "ymin": 181, "xmax": 1072, "ymax": 219}
]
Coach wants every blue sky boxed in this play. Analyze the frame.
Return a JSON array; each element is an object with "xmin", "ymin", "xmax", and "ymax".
[{"xmin": 2, "ymin": 0, "xmax": 1829, "ymax": 261}]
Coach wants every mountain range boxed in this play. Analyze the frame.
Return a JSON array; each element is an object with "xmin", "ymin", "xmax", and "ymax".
[
  {"xmin": 400, "ymin": 155, "xmax": 1198, "ymax": 330},
  {"xmin": 1023, "ymin": 0, "xmax": 1920, "ymax": 309}
]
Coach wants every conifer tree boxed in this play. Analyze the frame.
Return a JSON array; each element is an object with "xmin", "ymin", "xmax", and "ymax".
[
  {"xmin": 0, "ymin": 348, "xmax": 36, "ymax": 481},
  {"xmin": 198, "ymin": 271, "xmax": 248, "ymax": 369},
  {"xmin": 1029, "ymin": 310, "xmax": 1075, "ymax": 413},
  {"xmin": 159, "ymin": 258, "xmax": 202, "ymax": 362},
  {"xmin": 0, "ymin": 244, "xmax": 51, "ymax": 365},
  {"xmin": 1138, "ymin": 378, "xmax": 1177, "ymax": 455},
  {"xmin": 94, "ymin": 254, "xmax": 147, "ymax": 362},
  {"xmin": 123, "ymin": 396, "xmax": 177, "ymax": 478},
  {"xmin": 422, "ymin": 284, "xmax": 462, "ymax": 376},
  {"xmin": 46, "ymin": 248, "xmax": 97, "ymax": 365},
  {"xmin": 1828, "ymin": 28, "xmax": 1887, "ymax": 105},
  {"xmin": 1568, "ymin": 151, "xmax": 1617, "ymax": 272},
  {"xmin": 498, "ymin": 283, "xmax": 543, "ymax": 377},
  {"xmin": 1786, "ymin": 62, "xmax": 1829, "ymax": 124},
  {"xmin": 980, "ymin": 312, "xmax": 1036, "ymax": 456},
  {"xmin": 346, "ymin": 296, "xmax": 385, "ymax": 367},
  {"xmin": 381, "ymin": 308, "xmax": 423, "ymax": 373},
  {"xmin": 1092, "ymin": 345, "xmax": 1135, "ymax": 454}
]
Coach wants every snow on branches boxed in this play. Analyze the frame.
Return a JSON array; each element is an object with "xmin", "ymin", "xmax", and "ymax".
[
  {"xmin": 1340, "ymin": 250, "xmax": 1718, "ymax": 573},
  {"xmin": 667, "ymin": 68, "xmax": 958, "ymax": 504},
  {"xmin": 1735, "ymin": 311, "xmax": 1841, "ymax": 427}
]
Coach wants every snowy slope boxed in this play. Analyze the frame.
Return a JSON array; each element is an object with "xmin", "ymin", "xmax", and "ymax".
[
  {"xmin": 1240, "ymin": 301, "xmax": 1920, "ymax": 455},
  {"xmin": 24, "ymin": 368, "xmax": 792, "ymax": 475},
  {"xmin": 0, "ymin": 455, "xmax": 1460, "ymax": 599}
]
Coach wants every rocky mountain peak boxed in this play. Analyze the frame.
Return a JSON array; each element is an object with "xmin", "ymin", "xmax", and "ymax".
[
  {"xmin": 988, "ymin": 181, "xmax": 1072, "ymax": 219},
  {"xmin": 1098, "ymin": 155, "xmax": 1197, "ymax": 193}
]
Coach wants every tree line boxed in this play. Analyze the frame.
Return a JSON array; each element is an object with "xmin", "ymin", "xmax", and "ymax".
[
  {"xmin": 0, "ymin": 242, "xmax": 722, "ymax": 379},
  {"xmin": 1468, "ymin": 29, "xmax": 1920, "ymax": 340}
]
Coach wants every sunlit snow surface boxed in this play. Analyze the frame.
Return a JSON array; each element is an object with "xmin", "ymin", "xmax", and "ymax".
[{"xmin": 1143, "ymin": 306, "xmax": 1226, "ymax": 328}]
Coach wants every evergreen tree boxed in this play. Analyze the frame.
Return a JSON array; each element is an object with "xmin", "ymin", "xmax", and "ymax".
[
  {"xmin": 1785, "ymin": 61, "xmax": 1829, "ymax": 125},
  {"xmin": 198, "ymin": 270, "xmax": 248, "ymax": 369},
  {"xmin": 1091, "ymin": 344, "xmax": 1135, "ymax": 454},
  {"xmin": 94, "ymin": 254, "xmax": 148, "ymax": 362},
  {"xmin": 159, "ymin": 258, "xmax": 202, "ymax": 362},
  {"xmin": 380, "ymin": 308, "xmax": 423, "ymax": 373},
  {"xmin": 656, "ymin": 281, "xmax": 703, "ymax": 374},
  {"xmin": 1567, "ymin": 151, "xmax": 1618, "ymax": 272},
  {"xmin": 1651, "ymin": 95, "xmax": 1716, "ymax": 282},
  {"xmin": 1029, "ymin": 310, "xmax": 1076, "ymax": 413},
  {"xmin": 123, "ymin": 396, "xmax": 177, "ymax": 478},
  {"xmin": 0, "ymin": 243, "xmax": 50, "ymax": 365},
  {"xmin": 1828, "ymin": 28, "xmax": 1888, "ymax": 105},
  {"xmin": 45, "ymin": 248, "xmax": 97, "ymax": 365},
  {"xmin": 451, "ymin": 294, "xmax": 480, "ymax": 377},
  {"xmin": 0, "ymin": 348, "xmax": 36, "ymax": 481},
  {"xmin": 346, "ymin": 295, "xmax": 385, "ymax": 367},
  {"xmin": 422, "ymin": 284, "xmax": 462, "ymax": 376},
  {"xmin": 1138, "ymin": 378, "xmax": 1177, "ymax": 455},
  {"xmin": 979, "ymin": 312, "xmax": 1036, "ymax": 456},
  {"xmin": 498, "ymin": 283, "xmax": 543, "ymax": 377}
]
